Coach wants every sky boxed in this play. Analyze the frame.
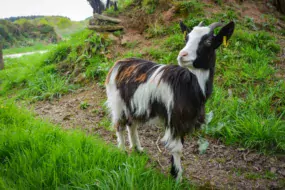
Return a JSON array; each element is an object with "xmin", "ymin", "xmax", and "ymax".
[{"xmin": 0, "ymin": 0, "xmax": 93, "ymax": 21}]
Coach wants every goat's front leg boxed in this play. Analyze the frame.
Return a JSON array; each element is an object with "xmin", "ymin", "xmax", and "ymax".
[
  {"xmin": 115, "ymin": 123, "xmax": 126, "ymax": 150},
  {"xmin": 168, "ymin": 137, "xmax": 183, "ymax": 181},
  {"xmin": 127, "ymin": 124, "xmax": 143, "ymax": 152}
]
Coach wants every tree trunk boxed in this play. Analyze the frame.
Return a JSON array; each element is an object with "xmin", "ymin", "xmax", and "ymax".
[
  {"xmin": 273, "ymin": 0, "xmax": 285, "ymax": 14},
  {"xmin": 0, "ymin": 43, "xmax": 4, "ymax": 70}
]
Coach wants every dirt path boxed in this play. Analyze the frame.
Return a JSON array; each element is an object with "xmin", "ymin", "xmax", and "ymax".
[{"xmin": 32, "ymin": 84, "xmax": 285, "ymax": 190}]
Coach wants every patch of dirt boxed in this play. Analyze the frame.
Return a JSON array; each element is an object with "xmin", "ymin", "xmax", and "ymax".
[{"xmin": 33, "ymin": 84, "xmax": 285, "ymax": 190}]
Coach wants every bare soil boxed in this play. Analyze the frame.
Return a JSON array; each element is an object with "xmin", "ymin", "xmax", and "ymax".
[{"xmin": 33, "ymin": 84, "xmax": 285, "ymax": 190}]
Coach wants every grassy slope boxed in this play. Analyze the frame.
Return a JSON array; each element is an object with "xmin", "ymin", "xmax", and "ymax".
[
  {"xmin": 1, "ymin": 2, "xmax": 284, "ymax": 153},
  {"xmin": 2, "ymin": 16, "xmax": 88, "ymax": 55},
  {"xmin": 0, "ymin": 0, "xmax": 285, "ymax": 188},
  {"xmin": 0, "ymin": 101, "xmax": 191, "ymax": 189}
]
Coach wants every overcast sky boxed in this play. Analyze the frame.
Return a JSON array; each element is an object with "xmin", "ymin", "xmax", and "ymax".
[{"xmin": 0, "ymin": 0, "xmax": 93, "ymax": 21}]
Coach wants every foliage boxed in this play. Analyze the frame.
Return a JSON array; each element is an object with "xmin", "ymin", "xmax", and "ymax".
[
  {"xmin": 173, "ymin": 0, "xmax": 204, "ymax": 16},
  {"xmin": 0, "ymin": 19, "xmax": 59, "ymax": 49}
]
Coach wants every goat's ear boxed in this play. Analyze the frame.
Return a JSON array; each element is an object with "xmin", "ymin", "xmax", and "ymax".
[
  {"xmin": 179, "ymin": 21, "xmax": 190, "ymax": 34},
  {"xmin": 213, "ymin": 21, "xmax": 235, "ymax": 49}
]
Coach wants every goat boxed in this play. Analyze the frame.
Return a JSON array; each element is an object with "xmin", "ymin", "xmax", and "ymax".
[{"xmin": 105, "ymin": 21, "xmax": 235, "ymax": 180}]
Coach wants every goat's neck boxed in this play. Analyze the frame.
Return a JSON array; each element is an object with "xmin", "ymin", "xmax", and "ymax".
[{"xmin": 188, "ymin": 67, "xmax": 212, "ymax": 99}]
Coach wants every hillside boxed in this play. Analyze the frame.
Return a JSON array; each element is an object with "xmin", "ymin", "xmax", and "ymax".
[
  {"xmin": 0, "ymin": 0, "xmax": 285, "ymax": 189},
  {"xmin": 0, "ymin": 19, "xmax": 59, "ymax": 49},
  {"xmin": 0, "ymin": 16, "xmax": 88, "ymax": 49}
]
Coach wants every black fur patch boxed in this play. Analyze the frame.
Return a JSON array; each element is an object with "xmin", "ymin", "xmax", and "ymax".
[
  {"xmin": 170, "ymin": 155, "xmax": 179, "ymax": 178},
  {"xmin": 160, "ymin": 65, "xmax": 206, "ymax": 137}
]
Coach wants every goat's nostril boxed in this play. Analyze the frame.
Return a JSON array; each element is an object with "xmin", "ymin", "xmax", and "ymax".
[{"xmin": 179, "ymin": 51, "xmax": 188, "ymax": 57}]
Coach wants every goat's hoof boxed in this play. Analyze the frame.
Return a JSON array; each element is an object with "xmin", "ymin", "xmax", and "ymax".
[
  {"xmin": 175, "ymin": 175, "xmax": 183, "ymax": 183},
  {"xmin": 135, "ymin": 146, "xmax": 144, "ymax": 153},
  {"xmin": 130, "ymin": 146, "xmax": 144, "ymax": 153},
  {"xmin": 118, "ymin": 144, "xmax": 126, "ymax": 151}
]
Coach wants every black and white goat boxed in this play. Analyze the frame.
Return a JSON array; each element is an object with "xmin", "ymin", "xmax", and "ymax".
[{"xmin": 105, "ymin": 21, "xmax": 235, "ymax": 180}]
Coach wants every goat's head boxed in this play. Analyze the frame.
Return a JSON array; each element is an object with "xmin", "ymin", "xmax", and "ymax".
[{"xmin": 177, "ymin": 21, "xmax": 235, "ymax": 69}]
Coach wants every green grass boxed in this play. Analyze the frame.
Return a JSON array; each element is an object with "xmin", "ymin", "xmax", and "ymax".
[
  {"xmin": 0, "ymin": 101, "xmax": 192, "ymax": 189},
  {"xmin": 0, "ymin": 29, "xmax": 109, "ymax": 101},
  {"xmin": 0, "ymin": 54, "xmax": 74, "ymax": 101},
  {"xmin": 3, "ymin": 43, "xmax": 56, "ymax": 55}
]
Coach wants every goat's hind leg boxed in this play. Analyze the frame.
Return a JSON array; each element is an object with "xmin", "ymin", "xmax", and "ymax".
[
  {"xmin": 114, "ymin": 122, "xmax": 126, "ymax": 150},
  {"xmin": 127, "ymin": 123, "xmax": 143, "ymax": 152},
  {"xmin": 162, "ymin": 129, "xmax": 183, "ymax": 181},
  {"xmin": 170, "ymin": 137, "xmax": 183, "ymax": 181}
]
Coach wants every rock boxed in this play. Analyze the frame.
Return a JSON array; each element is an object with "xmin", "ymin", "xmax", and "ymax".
[
  {"xmin": 93, "ymin": 13, "xmax": 121, "ymax": 23},
  {"xmin": 270, "ymin": 167, "xmax": 277, "ymax": 173},
  {"xmin": 277, "ymin": 169, "xmax": 285, "ymax": 176},
  {"xmin": 88, "ymin": 25, "xmax": 124, "ymax": 32},
  {"xmin": 63, "ymin": 114, "xmax": 72, "ymax": 121}
]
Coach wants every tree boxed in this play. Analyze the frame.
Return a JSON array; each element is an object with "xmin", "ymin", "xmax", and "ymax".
[
  {"xmin": 0, "ymin": 43, "xmax": 4, "ymax": 70},
  {"xmin": 273, "ymin": 0, "xmax": 285, "ymax": 14},
  {"xmin": 87, "ymin": 0, "xmax": 105, "ymax": 14},
  {"xmin": 86, "ymin": 0, "xmax": 118, "ymax": 14}
]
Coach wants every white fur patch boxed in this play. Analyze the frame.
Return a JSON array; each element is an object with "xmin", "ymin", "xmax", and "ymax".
[
  {"xmin": 116, "ymin": 131, "xmax": 126, "ymax": 150},
  {"xmin": 189, "ymin": 68, "xmax": 210, "ymax": 96},
  {"xmin": 131, "ymin": 65, "xmax": 174, "ymax": 125},
  {"xmin": 127, "ymin": 125, "xmax": 143, "ymax": 151},
  {"xmin": 106, "ymin": 65, "xmax": 127, "ymax": 124}
]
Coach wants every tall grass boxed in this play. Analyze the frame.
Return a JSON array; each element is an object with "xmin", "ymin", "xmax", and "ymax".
[
  {"xmin": 0, "ymin": 54, "xmax": 74, "ymax": 101},
  {"xmin": 0, "ymin": 101, "xmax": 192, "ymax": 189}
]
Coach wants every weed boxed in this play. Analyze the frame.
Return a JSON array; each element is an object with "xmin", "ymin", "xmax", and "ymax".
[
  {"xmin": 243, "ymin": 16, "xmax": 258, "ymax": 31},
  {"xmin": 125, "ymin": 40, "xmax": 140, "ymax": 49},
  {"xmin": 80, "ymin": 101, "xmax": 90, "ymax": 110},
  {"xmin": 174, "ymin": 0, "xmax": 204, "ymax": 16},
  {"xmin": 245, "ymin": 172, "xmax": 263, "ymax": 180},
  {"xmin": 113, "ymin": 30, "xmax": 123, "ymax": 37},
  {"xmin": 146, "ymin": 21, "xmax": 166, "ymax": 38}
]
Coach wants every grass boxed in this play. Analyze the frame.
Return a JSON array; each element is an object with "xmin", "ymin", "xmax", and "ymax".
[
  {"xmin": 0, "ymin": 29, "xmax": 108, "ymax": 101},
  {"xmin": 0, "ymin": 101, "xmax": 192, "ymax": 189},
  {"xmin": 0, "ymin": 54, "xmax": 74, "ymax": 101},
  {"xmin": 3, "ymin": 43, "xmax": 56, "ymax": 55}
]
